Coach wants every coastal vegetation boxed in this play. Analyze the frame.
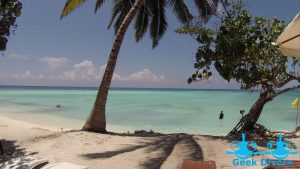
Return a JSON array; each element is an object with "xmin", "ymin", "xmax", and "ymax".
[
  {"xmin": 176, "ymin": 1, "xmax": 300, "ymax": 133},
  {"xmin": 61, "ymin": 0, "xmax": 219, "ymax": 133},
  {"xmin": 0, "ymin": 0, "xmax": 22, "ymax": 51}
]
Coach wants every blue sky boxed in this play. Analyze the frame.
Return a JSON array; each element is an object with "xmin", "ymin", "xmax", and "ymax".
[{"xmin": 0, "ymin": 0, "xmax": 299, "ymax": 88}]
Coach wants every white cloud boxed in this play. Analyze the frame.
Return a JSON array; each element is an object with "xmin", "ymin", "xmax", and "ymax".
[
  {"xmin": 59, "ymin": 61, "xmax": 165, "ymax": 82},
  {"xmin": 97, "ymin": 64, "xmax": 164, "ymax": 82},
  {"xmin": 11, "ymin": 60, "xmax": 165, "ymax": 84},
  {"xmin": 12, "ymin": 70, "xmax": 44, "ymax": 79},
  {"xmin": 60, "ymin": 60, "xmax": 96, "ymax": 80},
  {"xmin": 115, "ymin": 69, "xmax": 165, "ymax": 81},
  {"xmin": 40, "ymin": 57, "xmax": 68, "ymax": 69},
  {"xmin": 96, "ymin": 64, "xmax": 107, "ymax": 80},
  {"xmin": 23, "ymin": 71, "xmax": 33, "ymax": 78},
  {"xmin": 8, "ymin": 54, "xmax": 29, "ymax": 60}
]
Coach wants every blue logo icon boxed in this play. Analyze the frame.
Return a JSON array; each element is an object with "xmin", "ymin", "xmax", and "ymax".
[
  {"xmin": 264, "ymin": 133, "xmax": 298, "ymax": 160},
  {"xmin": 226, "ymin": 133, "xmax": 298, "ymax": 160},
  {"xmin": 226, "ymin": 133, "xmax": 259, "ymax": 159}
]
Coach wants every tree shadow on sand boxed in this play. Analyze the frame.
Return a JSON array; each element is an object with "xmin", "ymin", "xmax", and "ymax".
[
  {"xmin": 0, "ymin": 139, "xmax": 37, "ymax": 163},
  {"xmin": 140, "ymin": 134, "xmax": 204, "ymax": 169},
  {"xmin": 81, "ymin": 134, "xmax": 204, "ymax": 169},
  {"xmin": 81, "ymin": 144, "xmax": 147, "ymax": 159},
  {"xmin": 81, "ymin": 136, "xmax": 168, "ymax": 159}
]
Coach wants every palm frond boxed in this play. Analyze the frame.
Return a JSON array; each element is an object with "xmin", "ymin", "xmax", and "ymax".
[
  {"xmin": 108, "ymin": 0, "xmax": 134, "ymax": 34},
  {"xmin": 134, "ymin": 2, "xmax": 150, "ymax": 42},
  {"xmin": 194, "ymin": 0, "xmax": 219, "ymax": 23},
  {"xmin": 94, "ymin": 0, "xmax": 106, "ymax": 13},
  {"xmin": 61, "ymin": 0, "xmax": 88, "ymax": 19},
  {"xmin": 167, "ymin": 0, "xmax": 193, "ymax": 24},
  {"xmin": 149, "ymin": 0, "xmax": 168, "ymax": 48},
  {"xmin": 107, "ymin": 0, "xmax": 121, "ymax": 29}
]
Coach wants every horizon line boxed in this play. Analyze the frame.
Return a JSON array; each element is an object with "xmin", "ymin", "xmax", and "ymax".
[{"xmin": 0, "ymin": 84, "xmax": 243, "ymax": 90}]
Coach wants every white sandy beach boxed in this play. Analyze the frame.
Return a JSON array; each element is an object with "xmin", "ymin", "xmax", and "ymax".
[{"xmin": 0, "ymin": 114, "xmax": 299, "ymax": 169}]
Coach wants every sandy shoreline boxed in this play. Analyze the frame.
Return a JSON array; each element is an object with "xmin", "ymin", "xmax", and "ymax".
[{"xmin": 0, "ymin": 114, "xmax": 299, "ymax": 169}]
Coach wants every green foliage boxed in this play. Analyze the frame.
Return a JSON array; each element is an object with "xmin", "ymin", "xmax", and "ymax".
[
  {"xmin": 177, "ymin": 2, "xmax": 299, "ymax": 90},
  {"xmin": 0, "ymin": 0, "xmax": 22, "ymax": 51}
]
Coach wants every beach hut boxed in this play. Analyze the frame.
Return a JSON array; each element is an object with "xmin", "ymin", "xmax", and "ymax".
[{"xmin": 274, "ymin": 12, "xmax": 300, "ymax": 57}]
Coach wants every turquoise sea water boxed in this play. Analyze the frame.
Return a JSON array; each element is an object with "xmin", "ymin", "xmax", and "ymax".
[{"xmin": 0, "ymin": 86, "xmax": 299, "ymax": 135}]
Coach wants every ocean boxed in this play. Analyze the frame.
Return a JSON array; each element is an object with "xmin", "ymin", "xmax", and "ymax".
[{"xmin": 0, "ymin": 86, "xmax": 298, "ymax": 135}]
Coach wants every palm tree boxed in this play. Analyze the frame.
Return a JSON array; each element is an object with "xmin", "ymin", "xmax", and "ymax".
[{"xmin": 61, "ymin": 0, "xmax": 219, "ymax": 133}]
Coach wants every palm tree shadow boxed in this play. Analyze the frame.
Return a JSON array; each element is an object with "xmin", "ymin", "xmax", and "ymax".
[
  {"xmin": 81, "ymin": 144, "xmax": 147, "ymax": 159},
  {"xmin": 140, "ymin": 135, "xmax": 181, "ymax": 169},
  {"xmin": 81, "ymin": 136, "xmax": 172, "ymax": 159},
  {"xmin": 184, "ymin": 135, "xmax": 204, "ymax": 161},
  {"xmin": 81, "ymin": 134, "xmax": 204, "ymax": 169},
  {"xmin": 0, "ymin": 139, "xmax": 37, "ymax": 163},
  {"xmin": 140, "ymin": 134, "xmax": 204, "ymax": 169}
]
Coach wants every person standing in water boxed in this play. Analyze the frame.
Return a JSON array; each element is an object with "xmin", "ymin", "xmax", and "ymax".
[{"xmin": 219, "ymin": 110, "xmax": 224, "ymax": 119}]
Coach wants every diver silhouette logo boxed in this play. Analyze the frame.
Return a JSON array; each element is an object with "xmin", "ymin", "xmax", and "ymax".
[
  {"xmin": 264, "ymin": 133, "xmax": 298, "ymax": 160},
  {"xmin": 226, "ymin": 133, "xmax": 259, "ymax": 159},
  {"xmin": 226, "ymin": 133, "xmax": 298, "ymax": 161}
]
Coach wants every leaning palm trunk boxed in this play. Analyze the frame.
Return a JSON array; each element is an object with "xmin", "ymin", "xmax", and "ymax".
[
  {"xmin": 83, "ymin": 0, "xmax": 144, "ymax": 133},
  {"xmin": 228, "ymin": 84, "xmax": 300, "ymax": 135},
  {"xmin": 241, "ymin": 92, "xmax": 270, "ymax": 131},
  {"xmin": 241, "ymin": 85, "xmax": 276, "ymax": 131}
]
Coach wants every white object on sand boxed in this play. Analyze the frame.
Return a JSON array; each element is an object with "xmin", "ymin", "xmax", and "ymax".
[
  {"xmin": 0, "ymin": 156, "xmax": 48, "ymax": 169},
  {"xmin": 42, "ymin": 162, "xmax": 88, "ymax": 169}
]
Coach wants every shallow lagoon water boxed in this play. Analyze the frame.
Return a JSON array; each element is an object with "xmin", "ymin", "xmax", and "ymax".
[{"xmin": 0, "ymin": 86, "xmax": 298, "ymax": 135}]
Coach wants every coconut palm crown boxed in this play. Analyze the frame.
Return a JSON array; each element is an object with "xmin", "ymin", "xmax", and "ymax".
[{"xmin": 61, "ymin": 0, "xmax": 219, "ymax": 47}]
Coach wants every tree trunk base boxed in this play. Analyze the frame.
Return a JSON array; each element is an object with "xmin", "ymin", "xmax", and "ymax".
[{"xmin": 82, "ymin": 126, "xmax": 107, "ymax": 133}]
